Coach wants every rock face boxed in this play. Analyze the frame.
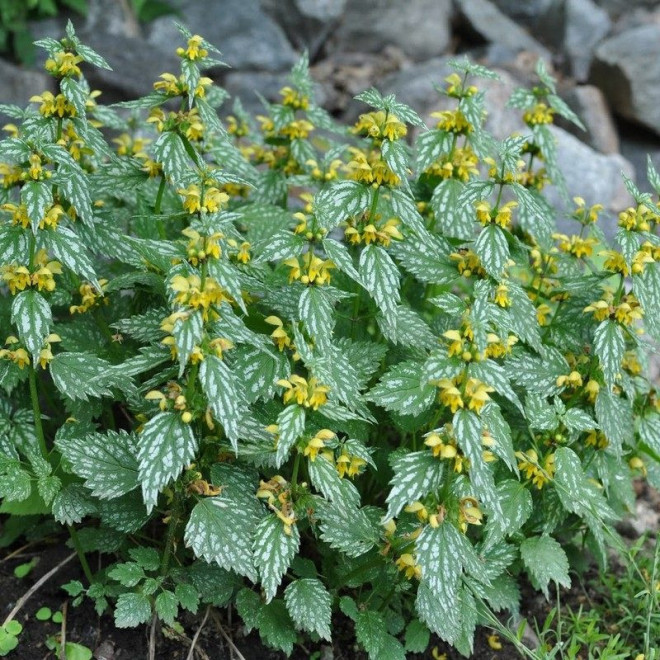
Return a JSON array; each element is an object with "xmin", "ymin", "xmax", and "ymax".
[
  {"xmin": 590, "ymin": 25, "xmax": 660, "ymax": 136},
  {"xmin": 456, "ymin": 0, "xmax": 551, "ymax": 61},
  {"xmin": 560, "ymin": 85, "xmax": 619, "ymax": 154},
  {"xmin": 329, "ymin": 0, "xmax": 453, "ymax": 62},
  {"xmin": 147, "ymin": 0, "xmax": 297, "ymax": 72},
  {"xmin": 561, "ymin": 0, "xmax": 611, "ymax": 81},
  {"xmin": 260, "ymin": 0, "xmax": 346, "ymax": 55},
  {"xmin": 0, "ymin": 60, "xmax": 54, "ymax": 107}
]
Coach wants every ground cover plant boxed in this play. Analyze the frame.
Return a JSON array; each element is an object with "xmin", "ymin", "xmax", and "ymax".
[{"xmin": 1, "ymin": 21, "xmax": 660, "ymax": 658}]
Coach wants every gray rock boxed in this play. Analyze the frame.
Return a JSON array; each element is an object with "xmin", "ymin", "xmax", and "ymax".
[
  {"xmin": 594, "ymin": 0, "xmax": 658, "ymax": 18},
  {"xmin": 563, "ymin": 0, "xmax": 611, "ymax": 81},
  {"xmin": 77, "ymin": 31, "xmax": 180, "ymax": 101},
  {"xmin": 147, "ymin": 0, "xmax": 297, "ymax": 72},
  {"xmin": 0, "ymin": 59, "xmax": 54, "ymax": 108},
  {"xmin": 381, "ymin": 57, "xmax": 454, "ymax": 119},
  {"xmin": 549, "ymin": 126, "xmax": 633, "ymax": 227},
  {"xmin": 223, "ymin": 71, "xmax": 296, "ymax": 117},
  {"xmin": 490, "ymin": 0, "xmax": 555, "ymax": 24},
  {"xmin": 560, "ymin": 85, "xmax": 619, "ymax": 154},
  {"xmin": 456, "ymin": 0, "xmax": 552, "ymax": 61},
  {"xmin": 83, "ymin": 0, "xmax": 140, "ymax": 38},
  {"xmin": 329, "ymin": 0, "xmax": 453, "ymax": 62},
  {"xmin": 260, "ymin": 0, "xmax": 346, "ymax": 56},
  {"xmin": 590, "ymin": 25, "xmax": 660, "ymax": 136}
]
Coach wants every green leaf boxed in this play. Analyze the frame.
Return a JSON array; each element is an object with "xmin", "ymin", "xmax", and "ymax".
[
  {"xmin": 174, "ymin": 583, "xmax": 199, "ymax": 614},
  {"xmin": 359, "ymin": 244, "xmax": 400, "ymax": 319},
  {"xmin": 520, "ymin": 535, "xmax": 570, "ymax": 597},
  {"xmin": 184, "ymin": 492, "xmax": 263, "ymax": 582},
  {"xmin": 37, "ymin": 475, "xmax": 61, "ymax": 506},
  {"xmin": 355, "ymin": 610, "xmax": 387, "ymax": 658},
  {"xmin": 474, "ymin": 224, "xmax": 509, "ymax": 279},
  {"xmin": 595, "ymin": 389, "xmax": 633, "ymax": 456},
  {"xmin": 153, "ymin": 131, "xmax": 190, "ymax": 183},
  {"xmin": 369, "ymin": 361, "xmax": 435, "ymax": 417},
  {"xmin": 137, "ymin": 412, "xmax": 197, "ymax": 513},
  {"xmin": 322, "ymin": 238, "xmax": 361, "ymax": 282},
  {"xmin": 56, "ymin": 430, "xmax": 139, "ymax": 500},
  {"xmin": 155, "ymin": 590, "xmax": 178, "ymax": 626},
  {"xmin": 253, "ymin": 514, "xmax": 300, "ymax": 602},
  {"xmin": 299, "ymin": 286, "xmax": 334, "ymax": 349},
  {"xmin": 593, "ymin": 320, "xmax": 624, "ymax": 389},
  {"xmin": 639, "ymin": 412, "xmax": 660, "ymax": 455},
  {"xmin": 308, "ymin": 454, "xmax": 360, "ymax": 508},
  {"xmin": 108, "ymin": 562, "xmax": 145, "ymax": 588},
  {"xmin": 232, "ymin": 347, "xmax": 287, "ymax": 404},
  {"xmin": 377, "ymin": 305, "xmax": 436, "ymax": 351},
  {"xmin": 0, "ymin": 467, "xmax": 31, "ymax": 502},
  {"xmin": 404, "ymin": 618, "xmax": 430, "ymax": 653},
  {"xmin": 49, "ymin": 352, "xmax": 129, "ymax": 400},
  {"xmin": 254, "ymin": 230, "xmax": 305, "ymax": 262},
  {"xmin": 484, "ymin": 480, "xmax": 532, "ymax": 548},
  {"xmin": 253, "ymin": 599, "xmax": 297, "ymax": 655},
  {"xmin": 172, "ymin": 310, "xmax": 203, "ymax": 376},
  {"xmin": 389, "ymin": 188, "xmax": 432, "ymax": 238},
  {"xmin": 316, "ymin": 501, "xmax": 378, "ymax": 557},
  {"xmin": 415, "ymin": 129, "xmax": 453, "ymax": 172},
  {"xmin": 0, "ymin": 224, "xmax": 30, "ymax": 264},
  {"xmin": 468, "ymin": 360, "xmax": 523, "ymax": 413},
  {"xmin": 430, "ymin": 178, "xmax": 474, "ymax": 239},
  {"xmin": 114, "ymin": 592, "xmax": 152, "ymax": 628},
  {"xmin": 57, "ymin": 168, "xmax": 94, "ymax": 225},
  {"xmin": 554, "ymin": 447, "xmax": 616, "ymax": 546},
  {"xmin": 21, "ymin": 180, "xmax": 53, "ymax": 232},
  {"xmin": 275, "ymin": 405, "xmax": 306, "ymax": 467},
  {"xmin": 52, "ymin": 484, "xmax": 96, "ymax": 525},
  {"xmin": 10, "ymin": 290, "xmax": 51, "ymax": 359},
  {"xmin": 76, "ymin": 42, "xmax": 111, "ymax": 69},
  {"xmin": 284, "ymin": 578, "xmax": 332, "ymax": 640},
  {"xmin": 381, "ymin": 139, "xmax": 410, "ymax": 189},
  {"xmin": 60, "ymin": 76, "xmax": 87, "ymax": 116},
  {"xmin": 390, "ymin": 234, "xmax": 455, "ymax": 286},
  {"xmin": 314, "ymin": 180, "xmax": 372, "ymax": 230},
  {"xmin": 38, "ymin": 227, "xmax": 97, "ymax": 282},
  {"xmin": 634, "ymin": 264, "xmax": 660, "ymax": 340},
  {"xmin": 385, "ymin": 451, "xmax": 444, "ymax": 520}
]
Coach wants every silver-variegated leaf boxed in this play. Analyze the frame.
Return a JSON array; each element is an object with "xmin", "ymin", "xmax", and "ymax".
[
  {"xmin": 137, "ymin": 412, "xmax": 197, "ymax": 513},
  {"xmin": 284, "ymin": 578, "xmax": 332, "ymax": 640},
  {"xmin": 10, "ymin": 290, "xmax": 51, "ymax": 359},
  {"xmin": 253, "ymin": 514, "xmax": 300, "ymax": 602}
]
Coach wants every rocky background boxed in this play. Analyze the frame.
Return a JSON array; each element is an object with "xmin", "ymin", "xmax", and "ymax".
[{"xmin": 4, "ymin": 0, "xmax": 660, "ymax": 215}]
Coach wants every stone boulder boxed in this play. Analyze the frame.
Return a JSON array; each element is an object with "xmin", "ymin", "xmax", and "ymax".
[
  {"xmin": 147, "ymin": 0, "xmax": 297, "ymax": 72},
  {"xmin": 0, "ymin": 60, "xmax": 54, "ymax": 108},
  {"xmin": 260, "ymin": 0, "xmax": 346, "ymax": 57},
  {"xmin": 455, "ymin": 0, "xmax": 551, "ymax": 61},
  {"xmin": 560, "ymin": 85, "xmax": 619, "ymax": 154},
  {"xmin": 538, "ymin": 0, "xmax": 611, "ymax": 81},
  {"xmin": 328, "ymin": 0, "xmax": 453, "ymax": 62},
  {"xmin": 590, "ymin": 25, "xmax": 660, "ymax": 136}
]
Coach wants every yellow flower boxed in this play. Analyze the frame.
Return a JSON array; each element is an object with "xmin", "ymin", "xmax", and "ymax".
[
  {"xmin": 464, "ymin": 377, "xmax": 494, "ymax": 413},
  {"xmin": 395, "ymin": 553, "xmax": 422, "ymax": 580},
  {"xmin": 583, "ymin": 297, "xmax": 612, "ymax": 322},
  {"xmin": 279, "ymin": 86, "xmax": 309, "ymax": 110},
  {"xmin": 523, "ymin": 103, "xmax": 554, "ymax": 125},
  {"xmin": 516, "ymin": 449, "xmax": 555, "ymax": 488},
  {"xmin": 556, "ymin": 370, "xmax": 583, "ymax": 389},
  {"xmin": 2, "ymin": 265, "xmax": 31, "ymax": 294},
  {"xmin": 458, "ymin": 496, "xmax": 483, "ymax": 532},
  {"xmin": 487, "ymin": 633, "xmax": 503, "ymax": 650},
  {"xmin": 303, "ymin": 429, "xmax": 335, "ymax": 462},
  {"xmin": 176, "ymin": 35, "xmax": 208, "ymax": 61},
  {"xmin": 45, "ymin": 51, "xmax": 83, "ymax": 78},
  {"xmin": 265, "ymin": 316, "xmax": 292, "ymax": 351},
  {"xmin": 431, "ymin": 109, "xmax": 472, "ymax": 134},
  {"xmin": 494, "ymin": 283, "xmax": 510, "ymax": 307},
  {"xmin": 30, "ymin": 91, "xmax": 76, "ymax": 118},
  {"xmin": 277, "ymin": 375, "xmax": 329, "ymax": 410},
  {"xmin": 280, "ymin": 119, "xmax": 314, "ymax": 140},
  {"xmin": 437, "ymin": 377, "xmax": 464, "ymax": 413},
  {"xmin": 236, "ymin": 241, "xmax": 251, "ymax": 264}
]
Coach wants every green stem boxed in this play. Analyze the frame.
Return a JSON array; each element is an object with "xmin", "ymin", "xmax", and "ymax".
[
  {"xmin": 368, "ymin": 187, "xmax": 380, "ymax": 221},
  {"xmin": 67, "ymin": 525, "xmax": 94, "ymax": 584},
  {"xmin": 29, "ymin": 368, "xmax": 48, "ymax": 458},
  {"xmin": 160, "ymin": 497, "xmax": 180, "ymax": 576},
  {"xmin": 290, "ymin": 452, "xmax": 301, "ymax": 489},
  {"xmin": 154, "ymin": 175, "xmax": 166, "ymax": 215}
]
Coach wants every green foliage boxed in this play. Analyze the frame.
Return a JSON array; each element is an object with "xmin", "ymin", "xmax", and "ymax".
[{"xmin": 1, "ymin": 23, "xmax": 659, "ymax": 658}]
